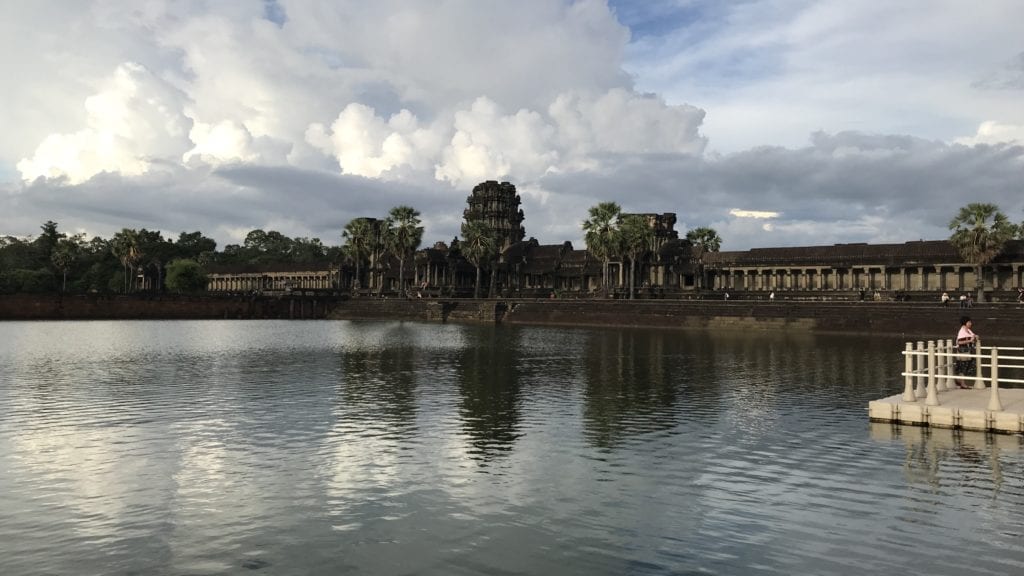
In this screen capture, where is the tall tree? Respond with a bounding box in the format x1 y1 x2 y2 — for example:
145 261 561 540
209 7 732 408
51 236 81 293
110 228 142 293
949 203 1016 302
685 227 722 253
342 218 376 290
175 231 217 260
685 227 723 290
582 202 622 296
619 215 654 300
385 206 424 296
460 219 497 299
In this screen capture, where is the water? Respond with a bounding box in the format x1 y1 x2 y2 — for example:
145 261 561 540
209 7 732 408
0 320 1021 576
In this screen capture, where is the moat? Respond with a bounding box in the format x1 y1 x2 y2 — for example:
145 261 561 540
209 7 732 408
1 320 1021 575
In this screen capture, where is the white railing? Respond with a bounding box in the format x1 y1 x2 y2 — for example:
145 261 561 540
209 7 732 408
901 341 1024 411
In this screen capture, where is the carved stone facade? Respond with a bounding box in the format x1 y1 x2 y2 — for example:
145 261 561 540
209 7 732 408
464 180 525 252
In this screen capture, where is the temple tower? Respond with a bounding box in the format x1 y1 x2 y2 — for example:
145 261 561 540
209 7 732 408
464 180 526 251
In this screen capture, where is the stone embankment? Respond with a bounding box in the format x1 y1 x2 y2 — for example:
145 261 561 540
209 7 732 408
329 298 1024 340
3 294 1023 340
0 293 337 320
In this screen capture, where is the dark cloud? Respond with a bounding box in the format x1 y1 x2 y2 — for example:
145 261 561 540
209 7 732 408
537 133 1024 249
4 132 1022 253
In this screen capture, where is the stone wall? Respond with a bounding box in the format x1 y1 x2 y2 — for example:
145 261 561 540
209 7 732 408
5 294 1021 342
330 298 1024 341
0 294 339 320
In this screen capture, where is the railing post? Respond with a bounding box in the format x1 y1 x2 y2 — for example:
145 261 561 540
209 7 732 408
915 341 927 398
943 338 954 391
902 342 916 401
988 348 1003 411
973 339 985 390
926 340 939 406
935 340 946 391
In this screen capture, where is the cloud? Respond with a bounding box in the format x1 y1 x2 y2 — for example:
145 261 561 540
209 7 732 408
729 209 779 219
16 63 191 184
3 0 1023 258
955 121 1024 146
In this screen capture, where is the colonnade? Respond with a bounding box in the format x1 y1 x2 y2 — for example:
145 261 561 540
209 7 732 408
207 271 336 292
711 264 1024 292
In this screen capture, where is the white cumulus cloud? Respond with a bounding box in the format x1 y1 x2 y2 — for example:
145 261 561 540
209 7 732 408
17 63 191 184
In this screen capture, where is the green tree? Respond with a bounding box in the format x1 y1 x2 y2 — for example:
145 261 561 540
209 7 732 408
460 219 498 299
175 231 217 260
51 236 82 293
619 215 653 300
342 217 380 291
290 237 327 263
36 220 62 263
685 226 723 289
685 227 722 253
385 206 424 296
111 228 142 293
582 202 622 296
949 203 1017 302
165 259 208 293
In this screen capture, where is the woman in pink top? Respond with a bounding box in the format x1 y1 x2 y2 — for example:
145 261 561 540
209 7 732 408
954 316 978 388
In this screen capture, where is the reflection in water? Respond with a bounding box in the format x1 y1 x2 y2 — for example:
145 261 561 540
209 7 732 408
457 327 523 461
582 329 683 449
870 422 1023 495
1 321 1023 576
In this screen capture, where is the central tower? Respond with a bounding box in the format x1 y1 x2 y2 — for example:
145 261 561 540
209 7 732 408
463 180 526 251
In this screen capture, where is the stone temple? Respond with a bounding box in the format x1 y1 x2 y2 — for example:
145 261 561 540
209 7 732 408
207 181 1024 301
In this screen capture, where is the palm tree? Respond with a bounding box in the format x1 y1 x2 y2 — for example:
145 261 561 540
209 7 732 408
111 228 142 293
51 237 80 293
460 219 498 298
686 227 723 289
685 227 722 253
385 206 424 297
619 215 653 299
342 218 376 290
582 202 622 296
949 203 1017 302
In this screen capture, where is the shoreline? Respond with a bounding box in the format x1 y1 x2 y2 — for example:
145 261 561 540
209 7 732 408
4 293 1019 342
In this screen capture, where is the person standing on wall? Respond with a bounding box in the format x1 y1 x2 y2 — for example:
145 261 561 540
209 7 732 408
954 316 979 389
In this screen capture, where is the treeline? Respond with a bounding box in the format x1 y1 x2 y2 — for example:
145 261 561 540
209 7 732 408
0 221 340 295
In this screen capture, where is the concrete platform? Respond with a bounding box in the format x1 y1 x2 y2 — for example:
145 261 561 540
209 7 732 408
869 388 1024 433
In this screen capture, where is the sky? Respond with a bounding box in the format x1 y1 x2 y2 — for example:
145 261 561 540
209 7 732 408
1 0 1022 251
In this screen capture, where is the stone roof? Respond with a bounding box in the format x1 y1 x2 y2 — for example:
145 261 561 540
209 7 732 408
702 240 1024 267
521 243 568 274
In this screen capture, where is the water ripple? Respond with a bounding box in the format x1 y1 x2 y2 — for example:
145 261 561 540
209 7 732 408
0 321 1021 575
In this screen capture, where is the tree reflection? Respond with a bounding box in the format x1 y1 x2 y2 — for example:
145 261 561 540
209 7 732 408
582 329 684 449
338 338 418 439
456 327 523 462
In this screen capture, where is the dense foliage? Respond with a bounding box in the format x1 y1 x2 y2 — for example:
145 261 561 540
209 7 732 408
0 220 339 294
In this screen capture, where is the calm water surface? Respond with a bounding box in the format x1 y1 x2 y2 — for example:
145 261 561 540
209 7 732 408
0 320 1021 575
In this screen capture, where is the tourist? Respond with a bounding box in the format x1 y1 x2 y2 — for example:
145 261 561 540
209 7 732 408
1018 287 1024 304
954 316 979 389
769 291 775 302
724 291 730 300
941 291 950 306
959 293 967 308
966 293 974 308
